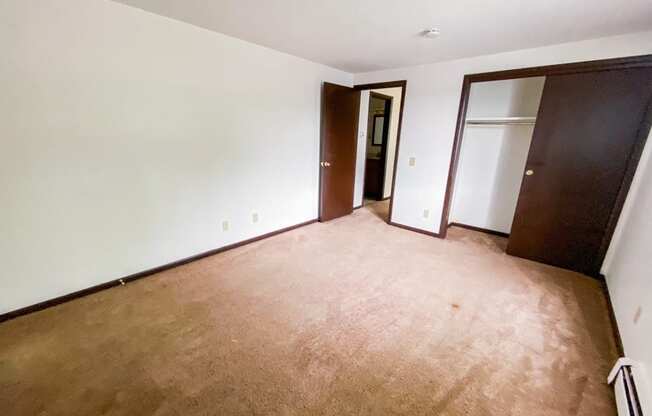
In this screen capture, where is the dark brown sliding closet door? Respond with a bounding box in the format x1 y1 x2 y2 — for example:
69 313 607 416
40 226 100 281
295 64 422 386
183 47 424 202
507 68 652 275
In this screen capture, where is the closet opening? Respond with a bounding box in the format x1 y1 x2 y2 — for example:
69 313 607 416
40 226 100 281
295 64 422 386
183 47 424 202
448 77 545 237
440 55 652 276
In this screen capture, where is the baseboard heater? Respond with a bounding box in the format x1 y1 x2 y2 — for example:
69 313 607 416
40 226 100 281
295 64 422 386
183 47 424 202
609 358 644 416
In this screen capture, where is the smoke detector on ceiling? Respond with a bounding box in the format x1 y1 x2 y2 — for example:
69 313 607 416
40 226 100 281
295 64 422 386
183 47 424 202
422 28 441 38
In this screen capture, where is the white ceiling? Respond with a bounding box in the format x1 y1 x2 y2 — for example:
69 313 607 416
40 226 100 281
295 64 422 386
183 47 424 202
113 0 652 73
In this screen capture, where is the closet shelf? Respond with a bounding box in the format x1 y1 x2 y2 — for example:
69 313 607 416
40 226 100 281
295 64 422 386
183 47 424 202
465 116 536 126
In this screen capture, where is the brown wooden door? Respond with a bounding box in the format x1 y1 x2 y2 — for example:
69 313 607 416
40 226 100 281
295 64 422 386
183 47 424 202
507 68 652 275
319 82 360 221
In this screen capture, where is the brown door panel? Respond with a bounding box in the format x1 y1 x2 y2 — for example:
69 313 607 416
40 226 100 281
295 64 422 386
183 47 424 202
319 83 360 221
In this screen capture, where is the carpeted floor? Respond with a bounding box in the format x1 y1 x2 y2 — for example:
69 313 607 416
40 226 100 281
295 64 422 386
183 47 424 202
0 201 619 415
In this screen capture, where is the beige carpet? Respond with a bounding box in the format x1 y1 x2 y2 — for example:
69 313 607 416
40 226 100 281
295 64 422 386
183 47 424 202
0 201 619 415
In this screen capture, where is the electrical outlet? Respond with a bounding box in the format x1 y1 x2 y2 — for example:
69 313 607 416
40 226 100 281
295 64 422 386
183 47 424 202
423 209 430 218
409 157 416 167
252 212 259 223
222 220 229 231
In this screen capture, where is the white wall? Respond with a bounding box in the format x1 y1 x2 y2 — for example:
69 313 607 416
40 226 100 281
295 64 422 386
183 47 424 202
0 0 352 314
601 131 652 415
353 91 370 207
450 78 544 233
354 30 652 232
464 78 545 120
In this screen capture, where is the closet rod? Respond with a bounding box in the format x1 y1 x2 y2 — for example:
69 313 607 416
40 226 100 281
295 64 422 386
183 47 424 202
465 117 536 126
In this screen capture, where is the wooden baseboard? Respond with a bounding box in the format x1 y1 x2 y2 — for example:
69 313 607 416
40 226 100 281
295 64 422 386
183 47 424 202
599 275 625 356
448 222 509 238
388 221 442 238
0 218 318 323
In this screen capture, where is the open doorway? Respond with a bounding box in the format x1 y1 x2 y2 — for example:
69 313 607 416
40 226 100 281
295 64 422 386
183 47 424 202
364 93 392 201
353 82 405 222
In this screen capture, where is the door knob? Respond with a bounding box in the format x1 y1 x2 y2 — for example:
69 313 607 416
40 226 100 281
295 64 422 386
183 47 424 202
324 161 331 167
525 169 534 176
